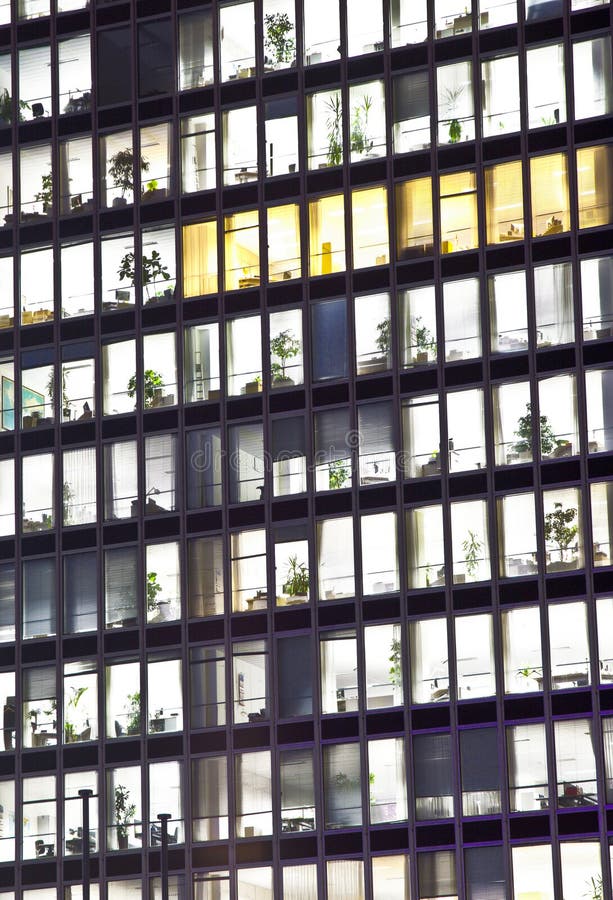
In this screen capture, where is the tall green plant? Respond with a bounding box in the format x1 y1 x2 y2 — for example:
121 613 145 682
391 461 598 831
462 530 482 578
350 95 373 155
325 94 342 166
127 369 163 408
108 149 149 198
544 502 578 562
375 318 391 356
114 784 136 846
118 250 171 301
264 12 295 64
513 402 561 456
270 329 300 381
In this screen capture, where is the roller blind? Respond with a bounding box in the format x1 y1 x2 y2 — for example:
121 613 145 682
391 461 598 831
271 417 305 460
314 408 351 461
0 564 14 636
461 728 500 791
312 299 347 381
393 71 429 120
104 546 138 626
358 402 394 455
23 558 56 640
23 666 56 702
64 552 97 634
413 733 452 797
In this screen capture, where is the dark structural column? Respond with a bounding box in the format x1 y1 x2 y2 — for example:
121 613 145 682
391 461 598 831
157 812 172 900
78 788 93 900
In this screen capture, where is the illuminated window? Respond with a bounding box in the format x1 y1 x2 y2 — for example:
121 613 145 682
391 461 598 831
267 204 301 281
484 160 524 244
308 194 346 276
395 177 433 258
530 152 570 237
439 170 478 253
182 221 217 298
576 145 613 229
224 210 260 291
352 186 389 268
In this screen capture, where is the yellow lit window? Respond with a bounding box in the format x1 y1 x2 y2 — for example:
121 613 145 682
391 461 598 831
576 145 613 230
530 152 570 237
224 210 260 291
439 170 478 253
267 204 301 281
308 193 346 276
484 160 524 245
182 221 218 298
351 185 389 268
395 176 433 259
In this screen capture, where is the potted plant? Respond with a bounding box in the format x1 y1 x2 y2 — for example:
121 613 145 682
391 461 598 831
462 529 483 581
282 555 309 601
46 368 71 420
117 250 172 303
146 571 163 613
114 784 136 850
328 457 349 489
35 171 53 215
125 692 141 735
325 94 342 167
108 148 150 207
442 84 465 144
64 685 87 743
264 12 295 67
127 369 164 409
584 876 603 900
270 329 300 386
412 316 436 363
544 502 578 569
512 403 563 459
245 374 262 395
350 95 373 156
0 88 29 124
375 317 391 364
388 638 402 688
142 178 166 203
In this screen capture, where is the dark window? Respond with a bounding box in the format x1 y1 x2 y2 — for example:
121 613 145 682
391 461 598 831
97 28 132 107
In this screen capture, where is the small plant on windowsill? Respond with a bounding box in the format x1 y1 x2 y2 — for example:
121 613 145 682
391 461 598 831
114 784 136 850
412 316 436 362
127 369 164 409
264 12 295 66
270 329 300 386
442 84 465 143
328 458 349 490
282 555 309 599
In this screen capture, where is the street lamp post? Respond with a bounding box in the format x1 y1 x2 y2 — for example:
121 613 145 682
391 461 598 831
157 812 171 900
78 789 93 900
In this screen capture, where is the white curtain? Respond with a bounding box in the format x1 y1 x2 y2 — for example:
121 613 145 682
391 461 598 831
327 860 365 900
283 865 318 900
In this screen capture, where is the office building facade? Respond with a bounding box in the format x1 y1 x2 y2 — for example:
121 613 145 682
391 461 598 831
0 0 612 896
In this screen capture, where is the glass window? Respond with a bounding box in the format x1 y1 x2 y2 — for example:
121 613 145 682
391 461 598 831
0 565 15 644
368 737 407 825
554 718 597 806
60 243 94 319
223 106 257 185
22 454 54 532
265 97 298 176
144 435 176 515
0 461 13 536
512 845 554 900
22 776 56 859
307 89 342 169
538 374 578 458
280 749 315 832
224 210 260 290
226 316 262 396
104 440 137 520
188 537 224 618
219 2 255 82
263 1 296 71
59 136 92 215
361 512 399 595
576 145 613 229
309 194 346 275
481 54 520 135
192 756 228 841
183 221 218 297
372 856 410 900
365 623 403 709
502 607 543 694
269 308 303 387
543 487 583 572
534 260 574 347
105 661 140 738
179 11 214 90
410 617 449 703
97 27 132 107
186 430 223 509
235 750 272 837
403 394 440 478
407 505 445 589
395 177 434 258
585 368 613 453
485 160 524 244
63 660 97 745
0 781 14 861
100 131 138 208
231 530 267 612
455 613 495 699
437 60 474 144
145 542 181 624
138 20 173 98
507 723 549 812
393 71 430 153
352 186 389 268
19 46 51 119
497 492 538 578
400 285 437 366
527 44 566 127
321 630 358 714
274 529 309 605
58 34 91 115
140 124 173 200
64 771 98 858
62 447 96 526
147 655 182 734
440 170 478 253
23 666 56 748
573 36 613 120
0 259 13 327
20 247 54 324
304 0 339 64
581 256 613 339
190 646 226 728
314 407 352 491
277 635 313 718
106 767 142 850
414 734 453 819
493 380 532 465
0 152 12 227
530 152 570 236
390 0 428 44
598 598 613 682
549 602 590 689
104 547 138 629
461 728 501 816
317 517 355 600
232 640 268 724
358 401 395 484
181 115 216 193
592 482 613 566
20 145 52 219
64 552 97 635
101 234 135 309
102 340 136 416
323 743 362 828
561 843 602 900
446 387 485 470
312 298 348 381
349 81 386 161
489 270 528 354
451 499 490 583
267 205 301 282
184 324 221 403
